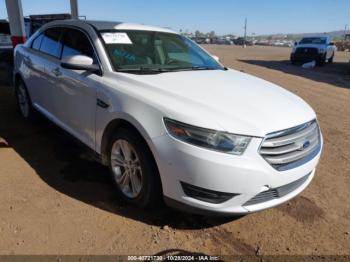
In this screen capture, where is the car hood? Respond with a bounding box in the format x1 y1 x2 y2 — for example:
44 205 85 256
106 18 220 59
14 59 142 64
110 69 316 137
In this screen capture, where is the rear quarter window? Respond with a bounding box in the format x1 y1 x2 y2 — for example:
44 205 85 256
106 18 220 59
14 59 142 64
32 33 44 50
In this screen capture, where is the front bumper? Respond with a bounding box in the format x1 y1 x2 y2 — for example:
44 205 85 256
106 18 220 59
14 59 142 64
291 52 325 63
152 134 322 215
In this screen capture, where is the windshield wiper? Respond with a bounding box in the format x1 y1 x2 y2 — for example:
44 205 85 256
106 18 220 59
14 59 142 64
168 66 220 72
117 67 170 74
117 66 223 74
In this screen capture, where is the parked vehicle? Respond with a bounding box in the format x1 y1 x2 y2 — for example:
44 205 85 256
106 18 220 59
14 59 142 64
211 38 233 45
194 37 207 44
0 18 32 55
13 20 323 215
27 13 71 36
234 37 253 46
1 14 71 48
0 20 12 50
0 14 70 70
291 36 336 65
0 20 14 83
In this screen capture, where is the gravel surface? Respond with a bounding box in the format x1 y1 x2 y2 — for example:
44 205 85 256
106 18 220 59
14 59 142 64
0 45 349 255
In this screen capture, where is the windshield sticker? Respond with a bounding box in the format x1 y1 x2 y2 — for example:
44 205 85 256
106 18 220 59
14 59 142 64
102 32 133 44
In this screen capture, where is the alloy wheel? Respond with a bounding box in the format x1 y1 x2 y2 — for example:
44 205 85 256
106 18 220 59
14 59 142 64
111 139 143 198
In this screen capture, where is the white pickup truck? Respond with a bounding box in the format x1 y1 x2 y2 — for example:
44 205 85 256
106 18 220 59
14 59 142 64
290 36 336 66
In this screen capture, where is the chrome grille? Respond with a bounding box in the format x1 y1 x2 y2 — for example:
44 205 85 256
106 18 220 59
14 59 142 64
295 47 318 55
259 120 321 171
243 173 310 206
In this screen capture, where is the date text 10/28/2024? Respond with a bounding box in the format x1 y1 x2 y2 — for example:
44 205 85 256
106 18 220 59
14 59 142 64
127 255 221 261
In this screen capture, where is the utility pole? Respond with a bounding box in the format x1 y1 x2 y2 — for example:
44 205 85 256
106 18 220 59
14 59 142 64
243 18 247 48
5 0 26 47
344 24 348 41
70 0 79 19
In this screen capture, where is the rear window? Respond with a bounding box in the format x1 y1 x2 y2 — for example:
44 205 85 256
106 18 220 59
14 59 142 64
0 22 10 35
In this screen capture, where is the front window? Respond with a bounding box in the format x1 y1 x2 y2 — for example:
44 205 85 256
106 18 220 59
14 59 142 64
100 30 223 73
39 28 63 58
299 37 327 45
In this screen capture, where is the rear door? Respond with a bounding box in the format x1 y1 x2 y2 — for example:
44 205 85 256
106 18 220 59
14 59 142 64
22 32 45 107
32 27 64 116
51 27 101 149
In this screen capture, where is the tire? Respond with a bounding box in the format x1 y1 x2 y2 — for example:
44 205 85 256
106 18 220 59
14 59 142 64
328 53 334 64
6 65 13 85
15 79 36 120
290 55 296 65
317 57 326 66
107 127 162 208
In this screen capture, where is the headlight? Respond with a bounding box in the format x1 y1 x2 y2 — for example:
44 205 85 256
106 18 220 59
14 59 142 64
318 48 326 53
164 118 252 155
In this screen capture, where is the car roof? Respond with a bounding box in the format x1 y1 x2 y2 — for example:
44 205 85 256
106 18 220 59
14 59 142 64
43 19 178 34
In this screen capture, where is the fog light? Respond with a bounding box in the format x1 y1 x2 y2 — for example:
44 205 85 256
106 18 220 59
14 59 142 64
181 182 239 204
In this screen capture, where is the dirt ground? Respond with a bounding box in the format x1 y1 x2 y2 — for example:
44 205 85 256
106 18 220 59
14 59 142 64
0 45 349 256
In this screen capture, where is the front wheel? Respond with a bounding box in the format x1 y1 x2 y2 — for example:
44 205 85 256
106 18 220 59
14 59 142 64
328 53 334 63
317 56 326 66
290 55 296 65
108 128 162 208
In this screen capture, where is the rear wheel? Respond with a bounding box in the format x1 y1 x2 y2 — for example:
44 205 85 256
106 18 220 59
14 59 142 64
108 128 162 208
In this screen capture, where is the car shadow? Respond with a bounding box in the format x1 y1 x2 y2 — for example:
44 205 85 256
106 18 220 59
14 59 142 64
0 83 241 230
238 59 350 90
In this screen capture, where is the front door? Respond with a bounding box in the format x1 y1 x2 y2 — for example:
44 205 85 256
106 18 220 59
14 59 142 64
51 27 101 150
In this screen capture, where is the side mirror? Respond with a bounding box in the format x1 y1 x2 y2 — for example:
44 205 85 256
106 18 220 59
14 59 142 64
329 42 335 46
212 55 220 62
294 42 298 46
61 55 100 73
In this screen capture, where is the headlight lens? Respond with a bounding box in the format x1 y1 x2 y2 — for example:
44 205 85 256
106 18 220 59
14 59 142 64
164 118 252 155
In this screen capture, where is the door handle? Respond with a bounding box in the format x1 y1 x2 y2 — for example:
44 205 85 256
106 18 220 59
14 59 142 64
51 67 62 77
23 56 32 66
97 98 109 109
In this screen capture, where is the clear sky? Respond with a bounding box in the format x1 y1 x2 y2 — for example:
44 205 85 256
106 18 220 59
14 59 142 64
0 0 349 35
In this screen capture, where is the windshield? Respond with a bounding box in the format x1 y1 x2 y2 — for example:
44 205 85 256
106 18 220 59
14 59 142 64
299 37 327 45
100 30 223 73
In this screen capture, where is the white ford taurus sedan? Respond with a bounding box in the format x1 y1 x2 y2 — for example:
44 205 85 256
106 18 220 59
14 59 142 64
13 20 323 215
